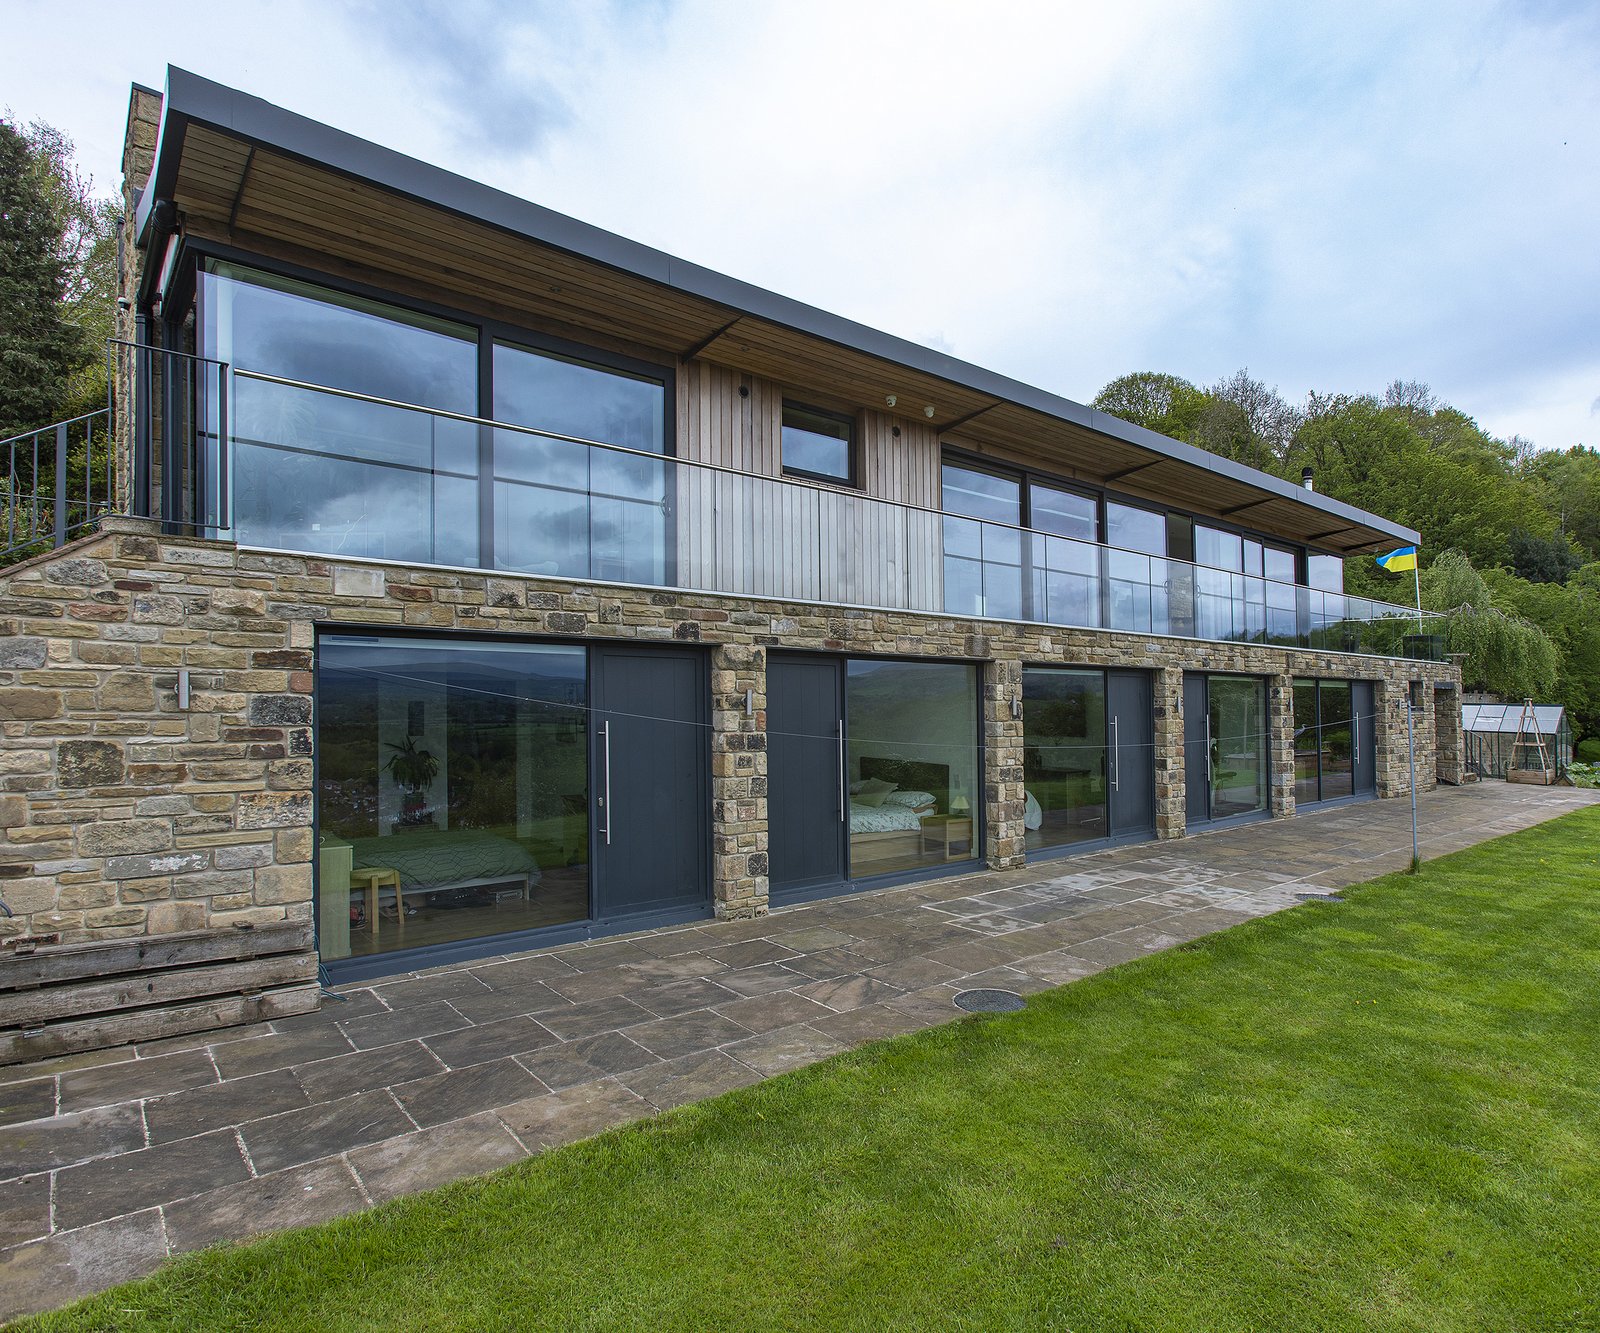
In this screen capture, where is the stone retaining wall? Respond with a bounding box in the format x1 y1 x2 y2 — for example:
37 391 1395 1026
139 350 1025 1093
0 520 1460 949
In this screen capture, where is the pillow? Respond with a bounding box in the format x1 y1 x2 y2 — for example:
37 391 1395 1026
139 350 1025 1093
853 778 898 808
848 780 867 795
883 790 937 810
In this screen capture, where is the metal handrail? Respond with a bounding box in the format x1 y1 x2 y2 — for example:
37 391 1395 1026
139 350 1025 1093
228 368 1436 627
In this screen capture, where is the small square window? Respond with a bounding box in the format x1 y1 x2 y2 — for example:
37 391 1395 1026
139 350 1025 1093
782 402 855 484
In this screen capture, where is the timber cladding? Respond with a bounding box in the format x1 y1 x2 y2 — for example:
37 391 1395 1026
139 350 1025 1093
0 518 1461 960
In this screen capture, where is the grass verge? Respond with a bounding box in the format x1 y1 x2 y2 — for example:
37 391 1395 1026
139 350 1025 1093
25 807 1600 1331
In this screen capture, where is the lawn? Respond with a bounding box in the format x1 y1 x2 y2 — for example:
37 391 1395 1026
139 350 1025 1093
27 807 1600 1331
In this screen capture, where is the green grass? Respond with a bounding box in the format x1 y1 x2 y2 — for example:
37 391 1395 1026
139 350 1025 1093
29 808 1600 1331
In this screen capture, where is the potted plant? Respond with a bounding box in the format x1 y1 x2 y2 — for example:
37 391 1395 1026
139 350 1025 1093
383 734 440 828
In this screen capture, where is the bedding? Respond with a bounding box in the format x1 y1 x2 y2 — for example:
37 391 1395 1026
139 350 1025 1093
348 829 543 892
883 790 937 811
848 801 926 834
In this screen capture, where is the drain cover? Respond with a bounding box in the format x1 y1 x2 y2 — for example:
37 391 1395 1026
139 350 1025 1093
1295 892 1343 903
953 988 1025 1013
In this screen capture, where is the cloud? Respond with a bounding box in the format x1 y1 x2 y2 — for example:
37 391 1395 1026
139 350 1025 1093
351 0 582 158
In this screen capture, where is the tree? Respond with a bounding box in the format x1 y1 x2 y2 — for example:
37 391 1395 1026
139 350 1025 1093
0 117 81 440
1420 551 1559 700
1188 369 1300 473
0 116 119 442
20 119 119 417
1091 371 1207 439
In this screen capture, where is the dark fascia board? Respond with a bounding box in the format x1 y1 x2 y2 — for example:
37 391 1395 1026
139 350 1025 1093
139 66 1419 550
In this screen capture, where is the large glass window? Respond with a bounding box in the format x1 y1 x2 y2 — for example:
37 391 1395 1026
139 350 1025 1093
942 463 1022 619
845 659 980 879
1293 681 1320 806
492 342 669 585
781 402 854 483
203 264 479 565
1206 675 1269 819
1022 668 1107 851
1106 501 1169 633
1029 482 1096 542
315 635 589 963
1307 553 1345 593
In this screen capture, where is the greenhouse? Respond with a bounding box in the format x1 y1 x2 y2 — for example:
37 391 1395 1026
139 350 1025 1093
1461 702 1572 780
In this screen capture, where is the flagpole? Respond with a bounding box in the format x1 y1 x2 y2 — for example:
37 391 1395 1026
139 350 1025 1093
1413 559 1423 634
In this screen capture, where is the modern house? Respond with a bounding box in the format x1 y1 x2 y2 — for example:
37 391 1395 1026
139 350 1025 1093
0 70 1461 1052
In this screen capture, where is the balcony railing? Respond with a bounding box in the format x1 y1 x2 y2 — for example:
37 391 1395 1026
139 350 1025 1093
200 371 1438 658
0 340 228 566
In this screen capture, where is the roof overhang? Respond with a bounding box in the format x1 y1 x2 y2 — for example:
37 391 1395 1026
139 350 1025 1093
135 66 1419 554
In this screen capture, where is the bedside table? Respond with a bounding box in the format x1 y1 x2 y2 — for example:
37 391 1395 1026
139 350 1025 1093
919 814 974 860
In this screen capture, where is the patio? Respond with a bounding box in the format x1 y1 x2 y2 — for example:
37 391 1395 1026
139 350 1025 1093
3 781 1596 1322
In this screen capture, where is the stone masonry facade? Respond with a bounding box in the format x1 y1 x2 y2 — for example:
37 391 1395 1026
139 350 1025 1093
0 518 1461 952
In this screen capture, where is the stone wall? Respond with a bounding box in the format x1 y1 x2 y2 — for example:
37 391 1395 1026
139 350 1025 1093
0 519 1461 950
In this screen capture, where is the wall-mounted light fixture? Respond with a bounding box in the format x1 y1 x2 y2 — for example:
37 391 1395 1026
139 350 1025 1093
924 405 936 418
176 669 191 710
885 394 897 408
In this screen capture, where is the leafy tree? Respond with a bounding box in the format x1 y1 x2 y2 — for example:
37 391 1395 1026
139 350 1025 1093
0 117 80 440
1506 527 1581 584
1420 551 1559 701
1190 368 1300 473
1091 372 1207 439
20 119 119 418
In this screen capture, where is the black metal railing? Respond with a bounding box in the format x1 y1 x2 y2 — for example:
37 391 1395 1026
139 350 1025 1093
1 409 114 561
0 340 227 565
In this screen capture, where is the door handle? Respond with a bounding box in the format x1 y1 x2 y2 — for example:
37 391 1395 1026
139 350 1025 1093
837 718 846 823
1111 716 1120 792
599 720 612 846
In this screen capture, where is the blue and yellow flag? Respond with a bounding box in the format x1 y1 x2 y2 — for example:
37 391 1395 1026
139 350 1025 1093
1376 545 1418 573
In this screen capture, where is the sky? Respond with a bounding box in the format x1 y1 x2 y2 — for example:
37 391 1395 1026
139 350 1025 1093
5 0 1598 452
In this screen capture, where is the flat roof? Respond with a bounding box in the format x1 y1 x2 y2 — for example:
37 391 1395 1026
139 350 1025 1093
136 66 1419 551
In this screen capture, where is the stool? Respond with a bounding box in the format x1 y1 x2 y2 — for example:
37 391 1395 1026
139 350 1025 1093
349 867 403 943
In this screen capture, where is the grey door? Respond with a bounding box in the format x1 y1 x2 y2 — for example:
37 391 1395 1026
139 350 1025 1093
591 647 710 921
1182 672 1209 825
1352 681 1377 796
768 655 846 901
1107 670 1154 837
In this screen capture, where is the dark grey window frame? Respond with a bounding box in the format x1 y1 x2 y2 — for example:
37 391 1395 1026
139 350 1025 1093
780 400 858 487
940 443 1331 588
183 241 677 576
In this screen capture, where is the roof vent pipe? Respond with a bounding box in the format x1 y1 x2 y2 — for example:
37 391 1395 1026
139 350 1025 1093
1301 467 1315 492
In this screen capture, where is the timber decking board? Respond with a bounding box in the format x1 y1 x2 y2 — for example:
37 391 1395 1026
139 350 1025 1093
0 920 312 989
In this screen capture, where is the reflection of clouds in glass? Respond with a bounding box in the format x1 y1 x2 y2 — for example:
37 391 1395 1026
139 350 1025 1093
236 445 477 565
215 273 476 415
494 344 664 453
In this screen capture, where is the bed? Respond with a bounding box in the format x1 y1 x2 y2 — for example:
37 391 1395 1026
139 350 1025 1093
348 828 543 904
847 758 957 873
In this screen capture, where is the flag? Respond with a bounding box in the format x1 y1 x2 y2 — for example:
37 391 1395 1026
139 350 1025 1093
1376 545 1418 573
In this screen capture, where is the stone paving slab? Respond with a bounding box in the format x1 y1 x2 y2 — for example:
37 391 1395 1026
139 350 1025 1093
1 782 1596 1323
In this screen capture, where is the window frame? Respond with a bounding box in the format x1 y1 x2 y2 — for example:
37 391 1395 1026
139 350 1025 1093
780 400 858 487
185 242 677 575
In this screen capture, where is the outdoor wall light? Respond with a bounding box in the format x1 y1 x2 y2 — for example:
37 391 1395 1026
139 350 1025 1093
885 394 897 408
924 405 936 418
176 669 190 710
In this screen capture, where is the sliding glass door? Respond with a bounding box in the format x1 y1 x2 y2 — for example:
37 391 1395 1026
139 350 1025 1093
767 654 982 901
1022 667 1153 855
1293 679 1376 806
1184 673 1270 825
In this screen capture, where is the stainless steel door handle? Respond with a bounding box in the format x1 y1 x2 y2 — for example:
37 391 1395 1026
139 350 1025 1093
600 720 612 845
1111 716 1120 792
837 719 846 822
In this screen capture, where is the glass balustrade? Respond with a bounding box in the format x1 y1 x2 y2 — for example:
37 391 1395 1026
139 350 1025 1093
221 371 1436 658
